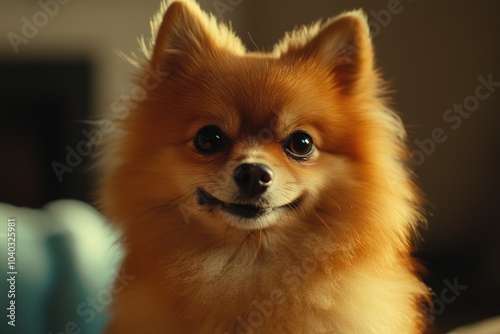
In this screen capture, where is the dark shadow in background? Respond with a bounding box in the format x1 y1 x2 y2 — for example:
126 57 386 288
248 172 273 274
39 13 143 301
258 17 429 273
0 59 93 207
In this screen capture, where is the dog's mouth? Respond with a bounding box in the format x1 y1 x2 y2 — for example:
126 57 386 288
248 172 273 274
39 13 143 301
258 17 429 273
197 189 301 220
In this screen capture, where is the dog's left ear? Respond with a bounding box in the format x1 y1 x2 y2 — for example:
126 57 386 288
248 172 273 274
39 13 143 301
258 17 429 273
280 11 375 94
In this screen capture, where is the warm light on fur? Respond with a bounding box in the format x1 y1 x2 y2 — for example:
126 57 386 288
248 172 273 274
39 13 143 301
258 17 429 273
98 0 430 332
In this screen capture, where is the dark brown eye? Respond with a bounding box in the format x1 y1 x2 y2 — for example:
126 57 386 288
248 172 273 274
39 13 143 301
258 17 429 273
194 125 227 154
284 131 314 159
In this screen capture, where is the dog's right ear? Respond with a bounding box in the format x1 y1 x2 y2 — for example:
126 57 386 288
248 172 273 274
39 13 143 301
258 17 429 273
149 0 245 71
150 1 212 67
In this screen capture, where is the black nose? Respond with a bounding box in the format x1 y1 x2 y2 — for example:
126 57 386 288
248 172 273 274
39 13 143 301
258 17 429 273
233 163 273 197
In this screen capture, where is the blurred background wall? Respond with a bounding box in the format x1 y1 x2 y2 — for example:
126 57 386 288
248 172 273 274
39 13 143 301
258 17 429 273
0 0 499 332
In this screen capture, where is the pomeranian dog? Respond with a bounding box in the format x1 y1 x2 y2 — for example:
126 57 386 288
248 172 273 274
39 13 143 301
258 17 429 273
98 0 430 332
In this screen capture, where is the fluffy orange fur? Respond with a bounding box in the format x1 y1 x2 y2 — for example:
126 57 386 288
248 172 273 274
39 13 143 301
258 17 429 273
98 0 430 332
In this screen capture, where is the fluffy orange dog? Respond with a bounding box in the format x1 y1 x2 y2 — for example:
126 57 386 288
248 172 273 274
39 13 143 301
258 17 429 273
99 0 430 332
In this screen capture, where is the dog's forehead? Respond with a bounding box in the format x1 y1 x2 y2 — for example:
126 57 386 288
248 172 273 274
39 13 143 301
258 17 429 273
177 54 329 140
206 56 317 135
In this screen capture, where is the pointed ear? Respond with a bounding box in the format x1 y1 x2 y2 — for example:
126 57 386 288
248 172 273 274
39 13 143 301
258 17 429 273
150 1 212 67
148 0 245 71
280 11 375 94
